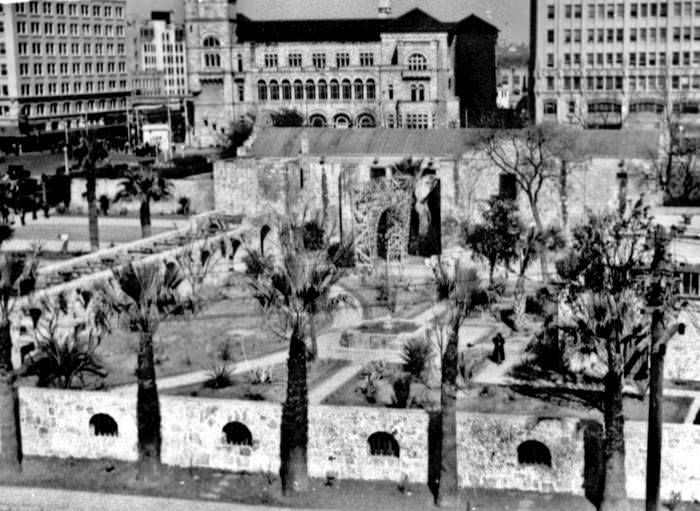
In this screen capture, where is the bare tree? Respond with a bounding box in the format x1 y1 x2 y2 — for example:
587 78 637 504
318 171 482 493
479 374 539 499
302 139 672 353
481 125 563 282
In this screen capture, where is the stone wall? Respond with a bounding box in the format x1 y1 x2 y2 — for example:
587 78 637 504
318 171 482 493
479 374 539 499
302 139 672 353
665 310 700 382
17 387 700 501
215 154 659 240
457 413 585 495
69 175 214 216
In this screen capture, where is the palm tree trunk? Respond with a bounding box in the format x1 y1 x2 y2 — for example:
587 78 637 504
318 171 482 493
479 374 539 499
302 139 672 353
600 343 629 511
513 275 526 329
140 199 151 238
86 165 99 251
136 330 162 482
280 320 309 494
0 320 21 475
437 318 461 507
308 314 318 361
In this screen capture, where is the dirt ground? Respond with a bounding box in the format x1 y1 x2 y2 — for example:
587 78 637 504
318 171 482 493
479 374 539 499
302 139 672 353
6 458 699 511
162 359 350 402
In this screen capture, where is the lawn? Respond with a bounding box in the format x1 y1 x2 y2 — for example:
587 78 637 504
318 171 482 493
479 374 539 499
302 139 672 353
7 457 699 511
18 288 291 390
325 366 692 423
162 359 351 402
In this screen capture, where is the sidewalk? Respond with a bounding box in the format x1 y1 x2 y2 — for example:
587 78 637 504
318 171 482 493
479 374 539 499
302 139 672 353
0 486 318 511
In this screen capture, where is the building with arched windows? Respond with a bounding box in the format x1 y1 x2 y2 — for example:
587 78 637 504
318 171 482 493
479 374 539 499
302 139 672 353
185 0 498 147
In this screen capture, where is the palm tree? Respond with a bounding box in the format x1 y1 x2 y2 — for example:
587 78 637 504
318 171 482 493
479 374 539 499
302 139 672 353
245 228 345 494
0 252 37 475
429 257 488 507
114 168 173 238
73 138 109 251
101 261 183 481
556 199 660 511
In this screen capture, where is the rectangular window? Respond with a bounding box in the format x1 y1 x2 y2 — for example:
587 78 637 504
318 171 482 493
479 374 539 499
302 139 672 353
547 4 555 18
564 29 572 43
264 54 278 68
287 53 302 67
547 30 555 43
360 52 374 66
565 4 572 18
574 4 582 17
336 52 350 67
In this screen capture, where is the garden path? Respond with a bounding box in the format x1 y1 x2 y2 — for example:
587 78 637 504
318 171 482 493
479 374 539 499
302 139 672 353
109 348 288 395
470 334 531 386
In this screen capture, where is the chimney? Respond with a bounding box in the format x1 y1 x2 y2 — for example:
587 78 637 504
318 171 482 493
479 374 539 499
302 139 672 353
378 0 392 18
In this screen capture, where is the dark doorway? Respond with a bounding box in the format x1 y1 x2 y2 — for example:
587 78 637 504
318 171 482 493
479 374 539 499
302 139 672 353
376 209 393 260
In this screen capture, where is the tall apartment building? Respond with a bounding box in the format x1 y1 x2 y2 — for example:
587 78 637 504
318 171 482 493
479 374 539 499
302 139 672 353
531 0 700 129
185 0 498 148
132 11 187 99
0 0 130 144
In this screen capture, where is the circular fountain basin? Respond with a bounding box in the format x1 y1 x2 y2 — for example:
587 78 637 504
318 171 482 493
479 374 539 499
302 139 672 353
339 319 422 350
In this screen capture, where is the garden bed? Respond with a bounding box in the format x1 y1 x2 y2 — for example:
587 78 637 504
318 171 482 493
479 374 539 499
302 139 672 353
325 365 692 423
162 359 351 402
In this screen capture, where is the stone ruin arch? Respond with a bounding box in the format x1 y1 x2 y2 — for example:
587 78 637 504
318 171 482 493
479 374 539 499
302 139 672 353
352 175 413 268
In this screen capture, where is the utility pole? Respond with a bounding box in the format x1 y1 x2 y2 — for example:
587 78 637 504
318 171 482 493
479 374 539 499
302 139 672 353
645 225 685 511
63 121 69 173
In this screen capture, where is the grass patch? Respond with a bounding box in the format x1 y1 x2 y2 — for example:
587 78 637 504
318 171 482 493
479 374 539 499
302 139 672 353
163 359 351 402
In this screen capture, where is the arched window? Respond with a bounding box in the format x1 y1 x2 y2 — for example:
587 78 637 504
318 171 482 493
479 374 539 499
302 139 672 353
354 79 364 100
293 79 304 100
269 80 279 100
333 113 351 128
222 422 253 446
318 80 328 100
368 431 399 457
418 84 425 101
305 80 316 100
89 414 118 437
341 79 352 100
357 113 376 128
260 224 271 255
257 80 267 101
544 101 558 115
517 440 552 467
203 36 220 48
281 80 292 100
309 114 327 127
330 80 340 100
387 113 395 128
407 53 428 71
410 84 417 102
366 79 376 100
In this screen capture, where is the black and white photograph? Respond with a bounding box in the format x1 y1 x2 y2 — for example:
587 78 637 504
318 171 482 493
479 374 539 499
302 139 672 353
0 0 699 510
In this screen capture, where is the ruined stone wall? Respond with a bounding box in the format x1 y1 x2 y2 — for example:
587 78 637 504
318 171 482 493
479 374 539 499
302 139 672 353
17 387 700 501
665 310 700 382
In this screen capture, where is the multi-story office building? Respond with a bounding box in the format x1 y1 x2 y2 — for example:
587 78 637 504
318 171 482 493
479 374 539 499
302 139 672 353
531 0 700 129
132 11 187 99
0 0 130 144
185 0 498 147
497 46 529 109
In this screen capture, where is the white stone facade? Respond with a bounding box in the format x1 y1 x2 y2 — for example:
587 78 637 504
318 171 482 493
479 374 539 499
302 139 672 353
532 0 700 129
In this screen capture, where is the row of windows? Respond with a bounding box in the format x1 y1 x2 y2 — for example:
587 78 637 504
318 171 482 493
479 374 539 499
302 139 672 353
550 50 700 67
18 62 127 76
14 2 124 18
543 99 700 115
549 25 700 44
15 22 125 37
547 73 700 90
20 97 128 117
257 78 377 101
18 79 129 96
550 1 700 20
18 42 126 57
142 44 185 55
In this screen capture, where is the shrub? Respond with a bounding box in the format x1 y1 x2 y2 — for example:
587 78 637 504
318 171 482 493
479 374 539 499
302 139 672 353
302 219 325 250
392 373 412 408
327 239 355 268
248 365 272 384
204 364 234 389
400 337 434 383
217 339 234 362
